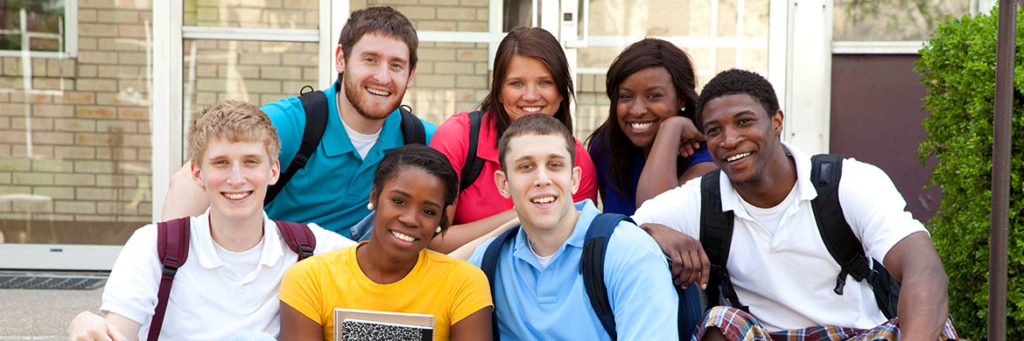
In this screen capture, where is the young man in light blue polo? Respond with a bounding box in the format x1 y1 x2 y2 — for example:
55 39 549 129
468 114 679 340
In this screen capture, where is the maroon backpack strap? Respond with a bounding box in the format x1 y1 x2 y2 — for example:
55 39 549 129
275 220 316 261
150 217 190 341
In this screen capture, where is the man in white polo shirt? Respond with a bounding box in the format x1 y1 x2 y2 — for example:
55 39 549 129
634 69 957 340
66 100 353 341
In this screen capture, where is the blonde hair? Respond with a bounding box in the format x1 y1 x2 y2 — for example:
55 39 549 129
187 99 280 165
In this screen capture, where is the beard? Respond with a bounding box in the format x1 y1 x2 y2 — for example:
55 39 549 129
342 73 404 121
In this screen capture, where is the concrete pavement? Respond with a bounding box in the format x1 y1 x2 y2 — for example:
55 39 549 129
0 288 102 340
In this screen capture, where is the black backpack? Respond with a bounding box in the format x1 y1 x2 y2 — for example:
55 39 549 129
479 213 702 340
699 154 901 318
265 84 427 204
458 110 486 192
148 217 316 341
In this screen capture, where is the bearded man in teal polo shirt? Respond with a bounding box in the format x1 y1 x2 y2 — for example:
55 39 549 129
163 6 435 236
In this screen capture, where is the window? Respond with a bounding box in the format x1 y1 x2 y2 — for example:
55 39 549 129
0 0 77 57
833 0 971 42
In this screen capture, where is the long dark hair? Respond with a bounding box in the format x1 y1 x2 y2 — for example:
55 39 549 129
586 38 698 195
480 26 575 148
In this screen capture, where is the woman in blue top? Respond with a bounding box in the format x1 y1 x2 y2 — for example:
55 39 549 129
587 38 716 215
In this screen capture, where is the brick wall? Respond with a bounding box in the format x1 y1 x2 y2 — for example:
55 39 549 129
184 0 320 127
184 39 319 117
0 0 324 244
0 0 154 244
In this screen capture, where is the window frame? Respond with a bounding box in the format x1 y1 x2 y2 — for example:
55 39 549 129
0 0 78 58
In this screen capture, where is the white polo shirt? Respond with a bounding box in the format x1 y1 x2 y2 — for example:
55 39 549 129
100 210 355 341
633 141 926 331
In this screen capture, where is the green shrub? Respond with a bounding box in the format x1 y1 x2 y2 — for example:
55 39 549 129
915 5 1024 339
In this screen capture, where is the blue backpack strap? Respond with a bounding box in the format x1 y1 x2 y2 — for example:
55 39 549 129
580 213 630 340
266 85 329 205
480 227 520 341
274 220 316 261
150 217 191 341
398 104 426 145
459 110 486 192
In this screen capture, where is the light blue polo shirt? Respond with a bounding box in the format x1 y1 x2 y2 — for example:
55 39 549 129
469 200 679 340
261 81 436 236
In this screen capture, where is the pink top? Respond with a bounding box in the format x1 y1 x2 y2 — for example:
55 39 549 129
430 111 599 224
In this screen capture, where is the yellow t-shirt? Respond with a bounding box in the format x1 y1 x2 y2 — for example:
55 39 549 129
280 243 493 341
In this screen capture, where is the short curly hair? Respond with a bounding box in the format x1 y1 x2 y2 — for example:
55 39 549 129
695 69 779 132
371 144 458 232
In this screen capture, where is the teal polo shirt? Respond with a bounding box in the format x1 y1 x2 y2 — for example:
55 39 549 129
261 81 436 236
469 200 679 340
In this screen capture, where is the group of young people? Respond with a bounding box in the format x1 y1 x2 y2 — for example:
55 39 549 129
66 5 959 341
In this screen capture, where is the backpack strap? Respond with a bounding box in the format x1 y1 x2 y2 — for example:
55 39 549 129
809 154 899 318
266 85 329 205
810 154 867 293
480 227 520 341
274 220 316 261
699 170 748 312
580 213 631 340
398 104 426 145
459 111 486 192
150 217 191 341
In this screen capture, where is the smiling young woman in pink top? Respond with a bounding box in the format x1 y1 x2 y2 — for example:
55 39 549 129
428 27 598 254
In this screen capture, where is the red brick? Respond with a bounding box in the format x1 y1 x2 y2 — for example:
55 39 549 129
76 106 116 119
35 104 75 117
27 93 52 103
59 92 96 104
76 133 115 146
98 120 137 133
119 107 148 120
56 119 96 132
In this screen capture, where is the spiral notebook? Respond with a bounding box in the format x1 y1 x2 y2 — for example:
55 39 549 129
334 308 434 341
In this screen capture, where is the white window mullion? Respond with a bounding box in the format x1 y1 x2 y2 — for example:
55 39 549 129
181 27 318 42
65 0 78 57
324 1 350 89
782 0 831 154
151 0 184 222
488 0 503 70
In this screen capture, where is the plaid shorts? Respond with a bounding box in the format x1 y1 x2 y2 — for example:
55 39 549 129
691 306 959 341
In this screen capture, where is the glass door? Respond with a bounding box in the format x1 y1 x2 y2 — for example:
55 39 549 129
179 0 323 142
0 0 150 270
562 0 773 138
